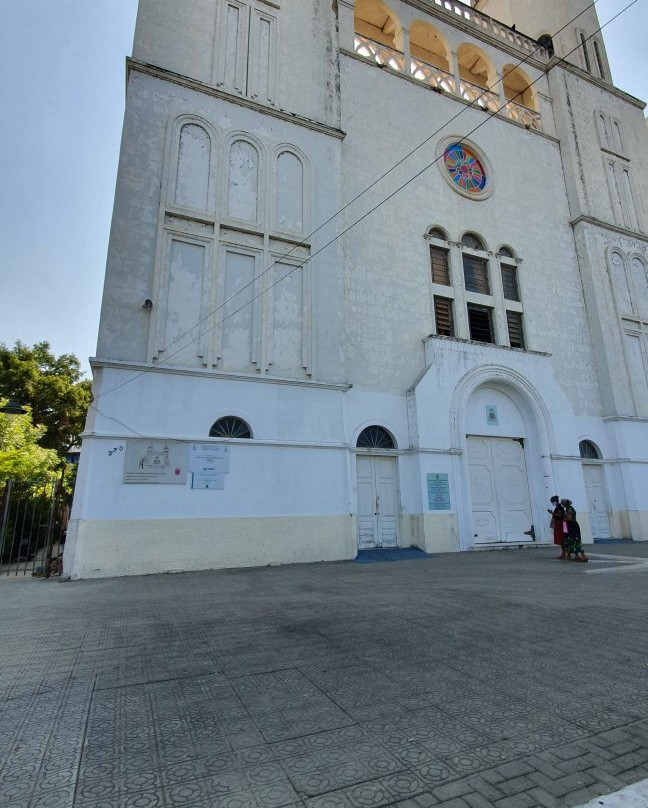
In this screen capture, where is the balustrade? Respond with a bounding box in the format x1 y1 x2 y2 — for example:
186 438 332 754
353 34 543 130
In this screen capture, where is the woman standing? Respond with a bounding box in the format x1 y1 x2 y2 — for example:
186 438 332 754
561 498 588 562
548 495 567 559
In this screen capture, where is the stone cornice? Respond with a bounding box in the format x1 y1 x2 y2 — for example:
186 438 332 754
571 215 648 244
547 56 646 110
90 357 352 391
126 59 347 140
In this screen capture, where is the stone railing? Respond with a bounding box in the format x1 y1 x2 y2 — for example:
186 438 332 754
410 57 455 94
353 35 405 72
353 34 543 130
458 78 500 113
429 0 548 60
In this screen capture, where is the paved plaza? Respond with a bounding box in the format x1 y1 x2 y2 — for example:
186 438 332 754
1 544 647 808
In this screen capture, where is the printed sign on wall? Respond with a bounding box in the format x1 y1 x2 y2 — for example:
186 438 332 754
189 444 231 490
485 404 499 426
427 473 451 510
123 440 188 484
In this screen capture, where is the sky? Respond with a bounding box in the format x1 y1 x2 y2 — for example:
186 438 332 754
0 0 646 377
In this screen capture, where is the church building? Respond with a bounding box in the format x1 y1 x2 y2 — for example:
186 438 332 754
64 0 648 578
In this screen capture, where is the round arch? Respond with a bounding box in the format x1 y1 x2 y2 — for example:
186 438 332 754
354 0 403 51
449 366 555 550
410 20 451 72
502 64 537 110
457 42 495 90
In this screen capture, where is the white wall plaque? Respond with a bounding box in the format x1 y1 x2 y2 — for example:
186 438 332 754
123 440 188 484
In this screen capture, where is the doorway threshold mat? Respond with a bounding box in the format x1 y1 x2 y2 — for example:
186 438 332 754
354 547 432 563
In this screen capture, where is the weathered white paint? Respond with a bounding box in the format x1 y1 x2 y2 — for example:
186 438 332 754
67 0 648 578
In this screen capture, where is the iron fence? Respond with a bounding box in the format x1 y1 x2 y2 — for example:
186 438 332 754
0 479 68 577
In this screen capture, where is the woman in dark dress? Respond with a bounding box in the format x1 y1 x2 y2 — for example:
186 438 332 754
561 499 588 562
548 495 567 559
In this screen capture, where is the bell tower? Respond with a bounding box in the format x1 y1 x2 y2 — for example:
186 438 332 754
474 0 612 82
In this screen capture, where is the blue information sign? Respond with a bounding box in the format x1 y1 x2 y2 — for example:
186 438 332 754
427 473 451 510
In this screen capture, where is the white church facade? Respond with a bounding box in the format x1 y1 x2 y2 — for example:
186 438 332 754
64 0 648 578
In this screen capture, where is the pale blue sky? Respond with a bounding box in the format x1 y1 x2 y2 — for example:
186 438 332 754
0 0 645 375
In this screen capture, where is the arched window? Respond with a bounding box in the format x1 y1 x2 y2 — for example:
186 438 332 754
428 227 447 241
499 246 514 258
356 425 396 449
461 233 485 251
579 440 601 459
502 65 536 110
579 31 592 73
538 34 554 58
209 417 252 439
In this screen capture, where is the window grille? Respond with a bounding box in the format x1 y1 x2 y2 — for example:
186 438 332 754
434 297 454 336
461 233 484 250
209 416 252 439
463 254 490 295
506 311 524 348
501 263 519 301
467 304 494 343
430 246 450 285
579 440 600 459
356 426 395 449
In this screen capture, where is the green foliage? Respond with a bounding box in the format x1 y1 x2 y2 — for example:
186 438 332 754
0 405 59 485
0 341 91 458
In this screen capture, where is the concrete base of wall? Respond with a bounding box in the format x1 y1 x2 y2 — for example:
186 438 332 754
64 515 357 579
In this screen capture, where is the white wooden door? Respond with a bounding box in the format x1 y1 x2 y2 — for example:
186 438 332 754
583 464 611 538
467 436 533 545
356 456 399 549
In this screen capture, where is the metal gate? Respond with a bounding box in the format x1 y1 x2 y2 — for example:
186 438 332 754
0 480 68 577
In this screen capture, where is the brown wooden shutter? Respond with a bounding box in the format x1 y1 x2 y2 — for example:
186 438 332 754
430 246 450 285
434 297 454 336
506 311 525 348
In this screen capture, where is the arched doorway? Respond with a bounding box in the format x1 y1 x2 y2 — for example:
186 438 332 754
580 440 611 539
355 426 399 549
461 381 544 548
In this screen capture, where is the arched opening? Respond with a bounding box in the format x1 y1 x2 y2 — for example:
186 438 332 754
209 416 252 439
461 232 486 251
538 34 554 58
579 440 611 538
356 425 396 449
355 425 399 549
502 65 536 110
457 43 494 91
410 21 451 73
354 0 402 51
579 440 601 459
427 226 448 241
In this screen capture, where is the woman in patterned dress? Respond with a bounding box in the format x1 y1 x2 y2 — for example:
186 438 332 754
561 499 588 562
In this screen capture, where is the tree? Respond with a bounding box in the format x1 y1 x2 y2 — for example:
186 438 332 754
0 342 92 458
0 406 59 485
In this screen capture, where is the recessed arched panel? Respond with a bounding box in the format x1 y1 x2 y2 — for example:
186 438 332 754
227 139 260 222
209 416 252 439
631 257 648 320
276 150 304 233
356 425 396 449
609 251 632 314
175 124 212 211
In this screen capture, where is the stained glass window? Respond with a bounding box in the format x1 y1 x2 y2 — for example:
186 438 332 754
444 144 487 194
